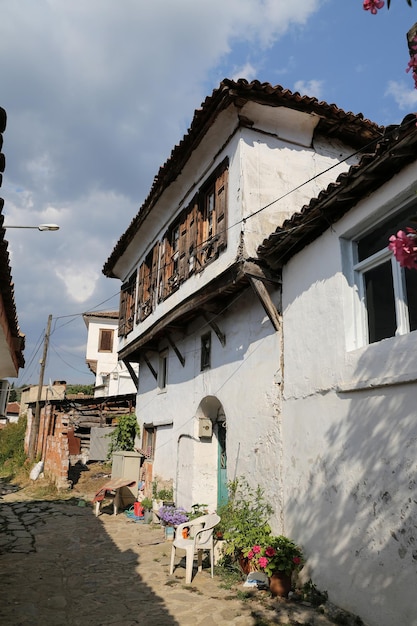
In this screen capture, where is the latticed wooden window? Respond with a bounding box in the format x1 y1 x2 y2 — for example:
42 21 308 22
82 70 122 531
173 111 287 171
118 270 137 336
196 158 228 269
137 243 160 321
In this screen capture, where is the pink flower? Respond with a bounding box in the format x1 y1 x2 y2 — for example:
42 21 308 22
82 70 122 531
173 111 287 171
265 547 276 557
247 550 254 560
293 556 302 565
388 229 417 270
363 0 384 13
258 556 269 568
252 545 261 554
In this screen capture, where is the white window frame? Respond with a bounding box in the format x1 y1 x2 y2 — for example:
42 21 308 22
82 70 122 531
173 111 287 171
345 198 417 349
157 349 168 392
353 247 411 345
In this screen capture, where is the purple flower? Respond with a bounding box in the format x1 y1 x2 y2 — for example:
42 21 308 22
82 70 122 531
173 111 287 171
158 505 189 525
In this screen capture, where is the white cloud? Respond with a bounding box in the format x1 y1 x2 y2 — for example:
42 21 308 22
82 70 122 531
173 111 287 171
232 63 258 82
55 264 100 304
0 0 331 383
385 81 417 110
293 79 324 100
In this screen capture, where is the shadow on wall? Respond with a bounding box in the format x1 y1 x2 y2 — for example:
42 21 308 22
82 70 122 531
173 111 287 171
285 345 417 625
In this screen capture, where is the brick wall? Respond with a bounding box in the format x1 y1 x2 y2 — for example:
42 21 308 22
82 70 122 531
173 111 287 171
43 410 71 490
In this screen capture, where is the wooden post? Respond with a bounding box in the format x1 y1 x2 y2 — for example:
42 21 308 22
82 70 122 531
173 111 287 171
28 314 52 461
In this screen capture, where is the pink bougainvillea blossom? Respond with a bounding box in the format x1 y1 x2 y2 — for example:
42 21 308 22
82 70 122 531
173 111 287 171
406 36 417 88
247 550 254 559
388 228 417 269
293 556 302 565
252 545 261 554
265 547 276 557
363 0 385 14
258 556 269 568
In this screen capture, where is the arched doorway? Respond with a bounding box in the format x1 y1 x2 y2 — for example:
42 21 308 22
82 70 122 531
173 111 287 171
196 396 227 510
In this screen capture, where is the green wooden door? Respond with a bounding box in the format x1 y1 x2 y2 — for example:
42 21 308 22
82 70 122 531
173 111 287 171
217 422 228 509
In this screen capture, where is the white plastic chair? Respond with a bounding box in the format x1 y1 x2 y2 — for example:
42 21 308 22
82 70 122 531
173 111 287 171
169 513 221 584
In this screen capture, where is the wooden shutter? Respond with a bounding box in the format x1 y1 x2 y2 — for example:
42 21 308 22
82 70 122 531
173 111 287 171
118 285 127 336
99 329 114 352
187 198 199 276
215 162 228 252
150 242 159 307
178 210 188 282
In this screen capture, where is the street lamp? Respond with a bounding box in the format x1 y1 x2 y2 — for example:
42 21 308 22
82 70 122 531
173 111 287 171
3 223 60 231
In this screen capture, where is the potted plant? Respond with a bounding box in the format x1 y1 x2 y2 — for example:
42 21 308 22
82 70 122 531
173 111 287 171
140 497 153 523
158 505 189 540
243 535 304 597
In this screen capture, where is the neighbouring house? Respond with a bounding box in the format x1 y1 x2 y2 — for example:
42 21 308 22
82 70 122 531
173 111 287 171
257 112 417 626
25 392 136 488
83 310 139 398
0 106 25 393
6 401 19 423
102 79 382 516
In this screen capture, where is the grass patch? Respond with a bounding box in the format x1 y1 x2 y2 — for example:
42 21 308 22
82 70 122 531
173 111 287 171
0 416 27 476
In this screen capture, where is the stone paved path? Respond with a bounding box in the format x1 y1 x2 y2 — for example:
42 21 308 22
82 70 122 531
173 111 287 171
0 486 363 626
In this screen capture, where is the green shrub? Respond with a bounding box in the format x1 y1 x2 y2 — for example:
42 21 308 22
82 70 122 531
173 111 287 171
108 413 140 457
0 415 27 475
217 477 273 561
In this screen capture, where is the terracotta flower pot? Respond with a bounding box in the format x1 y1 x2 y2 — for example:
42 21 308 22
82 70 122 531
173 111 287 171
269 571 292 598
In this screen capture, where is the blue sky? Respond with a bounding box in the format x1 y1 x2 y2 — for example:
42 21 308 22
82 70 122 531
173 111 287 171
1 0 417 386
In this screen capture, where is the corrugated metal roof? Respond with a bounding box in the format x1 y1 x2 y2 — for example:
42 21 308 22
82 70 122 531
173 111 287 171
103 79 383 278
257 113 417 269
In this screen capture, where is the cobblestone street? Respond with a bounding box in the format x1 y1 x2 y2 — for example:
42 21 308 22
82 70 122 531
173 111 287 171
0 483 364 626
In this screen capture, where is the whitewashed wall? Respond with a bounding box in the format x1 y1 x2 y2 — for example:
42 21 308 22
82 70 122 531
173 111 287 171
137 291 283 518
117 102 360 356
281 163 417 626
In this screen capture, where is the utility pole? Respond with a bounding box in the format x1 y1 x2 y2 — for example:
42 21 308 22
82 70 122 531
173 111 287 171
28 314 52 461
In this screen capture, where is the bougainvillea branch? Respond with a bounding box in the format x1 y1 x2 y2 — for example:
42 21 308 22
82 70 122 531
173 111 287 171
363 1 417 88
388 228 417 269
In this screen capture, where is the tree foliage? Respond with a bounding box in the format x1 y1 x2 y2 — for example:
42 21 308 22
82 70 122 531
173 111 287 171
66 384 94 396
108 413 140 457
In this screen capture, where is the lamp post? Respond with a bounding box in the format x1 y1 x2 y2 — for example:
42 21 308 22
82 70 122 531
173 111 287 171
3 223 59 231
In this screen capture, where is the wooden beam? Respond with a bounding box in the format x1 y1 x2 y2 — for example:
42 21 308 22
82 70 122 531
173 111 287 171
123 360 139 390
242 260 282 285
143 354 157 380
248 275 281 332
166 333 185 367
203 314 226 347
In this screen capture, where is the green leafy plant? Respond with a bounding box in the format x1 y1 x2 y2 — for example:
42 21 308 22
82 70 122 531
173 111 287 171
140 497 153 511
0 416 27 474
108 413 139 457
157 487 173 501
217 477 273 562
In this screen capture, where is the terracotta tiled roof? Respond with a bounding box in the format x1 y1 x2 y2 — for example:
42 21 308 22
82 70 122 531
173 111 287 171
0 106 24 370
83 310 119 320
103 79 383 278
257 113 417 269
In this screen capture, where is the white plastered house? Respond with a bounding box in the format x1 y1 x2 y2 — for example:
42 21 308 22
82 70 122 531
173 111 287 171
83 311 138 398
258 112 417 626
102 79 382 517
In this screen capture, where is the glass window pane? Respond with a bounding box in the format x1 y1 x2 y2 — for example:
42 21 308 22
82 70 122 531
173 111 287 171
364 262 396 343
405 268 417 332
358 206 417 261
